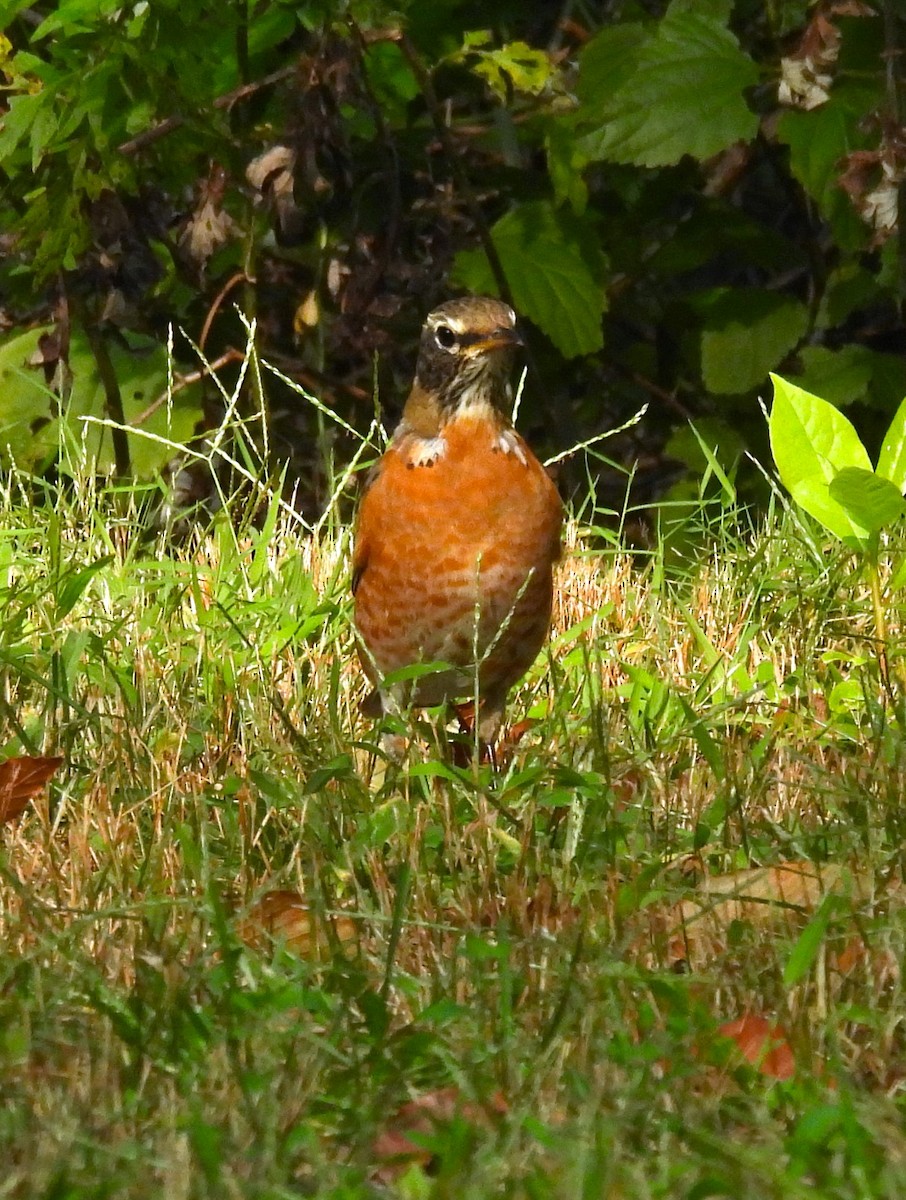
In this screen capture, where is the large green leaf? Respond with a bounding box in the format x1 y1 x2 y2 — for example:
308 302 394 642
576 22 650 108
829 467 906 533
0 326 202 474
700 291 808 395
785 345 876 408
769 374 872 546
576 0 758 167
776 90 874 252
451 202 607 359
877 397 906 491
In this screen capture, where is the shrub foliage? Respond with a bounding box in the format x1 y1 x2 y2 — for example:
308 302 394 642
0 0 904 508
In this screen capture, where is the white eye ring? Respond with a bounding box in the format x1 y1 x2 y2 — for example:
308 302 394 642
434 325 458 351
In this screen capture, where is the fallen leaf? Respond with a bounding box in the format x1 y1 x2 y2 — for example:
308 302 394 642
0 755 64 825
240 889 357 958
373 1087 508 1182
661 860 870 968
718 1013 795 1080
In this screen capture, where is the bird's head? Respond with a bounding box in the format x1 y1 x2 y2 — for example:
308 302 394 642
410 296 522 424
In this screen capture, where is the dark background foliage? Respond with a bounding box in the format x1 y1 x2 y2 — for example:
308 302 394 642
0 0 904 523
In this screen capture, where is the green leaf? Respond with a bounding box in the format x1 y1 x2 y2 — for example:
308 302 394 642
545 119 589 214
877 397 906 490
776 89 875 252
34 0 121 39
0 326 202 473
783 894 838 988
815 263 881 330
678 696 725 781
0 91 45 160
451 202 607 359
364 41 419 113
576 1 758 167
465 39 554 100
576 23 650 108
786 345 875 408
769 373 872 546
700 291 808 395
55 556 114 619
829 467 906 533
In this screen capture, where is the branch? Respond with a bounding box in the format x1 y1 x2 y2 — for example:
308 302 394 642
117 66 296 156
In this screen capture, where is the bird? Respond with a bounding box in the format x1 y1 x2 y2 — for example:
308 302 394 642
351 296 562 745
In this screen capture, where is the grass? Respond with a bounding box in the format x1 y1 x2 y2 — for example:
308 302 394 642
2 422 906 1199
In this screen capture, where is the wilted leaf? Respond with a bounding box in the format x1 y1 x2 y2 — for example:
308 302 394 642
577 1 758 167
179 198 238 265
245 145 296 196
240 889 357 959
664 860 864 968
373 1087 508 1183
452 201 606 359
838 142 905 245
769 374 872 546
777 8 847 111
454 35 554 100
0 755 64 825
718 1014 795 1080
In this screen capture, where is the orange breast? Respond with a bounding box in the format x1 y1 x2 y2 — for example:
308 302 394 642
353 415 562 707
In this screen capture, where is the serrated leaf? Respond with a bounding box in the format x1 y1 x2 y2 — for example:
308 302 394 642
451 202 606 359
576 23 650 108
701 291 808 395
829 467 906 532
877 397 906 491
576 1 758 167
769 373 872 545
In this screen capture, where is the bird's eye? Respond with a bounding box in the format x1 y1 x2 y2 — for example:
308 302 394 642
434 325 457 351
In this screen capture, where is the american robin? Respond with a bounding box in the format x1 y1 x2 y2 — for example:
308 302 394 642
352 296 562 744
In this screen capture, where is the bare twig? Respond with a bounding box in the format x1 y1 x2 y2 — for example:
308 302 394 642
117 66 296 156
131 349 246 427
200 271 250 352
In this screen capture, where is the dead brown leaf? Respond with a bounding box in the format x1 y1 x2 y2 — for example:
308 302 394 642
718 1013 796 1081
777 4 872 111
0 755 64 825
239 889 357 959
661 860 869 969
373 1087 508 1183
